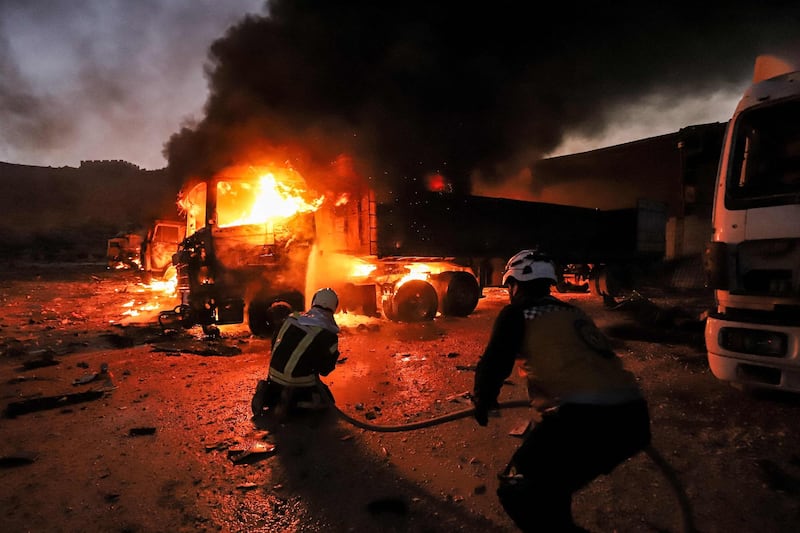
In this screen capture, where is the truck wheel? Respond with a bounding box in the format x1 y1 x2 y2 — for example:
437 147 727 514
247 299 272 337
381 295 398 321
389 280 438 322
342 283 379 316
436 271 480 316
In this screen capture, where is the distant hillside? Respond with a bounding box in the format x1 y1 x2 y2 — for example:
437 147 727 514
0 160 183 261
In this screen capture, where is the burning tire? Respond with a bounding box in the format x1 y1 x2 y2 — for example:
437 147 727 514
436 271 480 317
384 280 438 322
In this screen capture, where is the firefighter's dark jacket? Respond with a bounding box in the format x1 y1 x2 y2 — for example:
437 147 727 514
268 307 340 387
473 292 642 412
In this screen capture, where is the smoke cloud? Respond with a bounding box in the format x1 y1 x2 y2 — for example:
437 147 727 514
165 1 800 196
0 0 263 169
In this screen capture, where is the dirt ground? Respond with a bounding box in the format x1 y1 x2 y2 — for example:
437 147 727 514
1 263 799 533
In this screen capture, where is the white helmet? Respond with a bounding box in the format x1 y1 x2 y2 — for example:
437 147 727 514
311 287 339 312
501 250 557 286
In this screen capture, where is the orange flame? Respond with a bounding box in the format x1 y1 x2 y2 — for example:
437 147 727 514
119 271 179 321
397 263 432 287
217 169 324 228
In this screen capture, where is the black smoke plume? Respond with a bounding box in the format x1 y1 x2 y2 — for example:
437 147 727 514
164 0 800 197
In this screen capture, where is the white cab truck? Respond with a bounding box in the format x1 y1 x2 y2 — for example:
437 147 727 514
704 55 800 391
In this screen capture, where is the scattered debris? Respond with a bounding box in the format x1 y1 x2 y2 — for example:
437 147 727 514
4 390 105 418
508 419 532 437
0 451 39 468
366 497 408 516
101 333 136 348
608 290 699 328
445 391 471 403
73 372 100 386
73 363 116 390
227 441 277 465
151 341 242 357
128 427 156 437
7 375 51 384
20 355 60 370
204 439 237 453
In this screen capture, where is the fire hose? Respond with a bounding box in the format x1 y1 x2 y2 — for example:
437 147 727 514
322 385 695 533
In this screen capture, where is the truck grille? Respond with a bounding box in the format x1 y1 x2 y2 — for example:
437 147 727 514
735 238 799 296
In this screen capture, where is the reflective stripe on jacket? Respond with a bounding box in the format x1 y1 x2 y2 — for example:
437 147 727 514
268 309 339 387
519 298 641 407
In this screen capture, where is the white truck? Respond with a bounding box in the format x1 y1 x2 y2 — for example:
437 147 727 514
704 55 800 391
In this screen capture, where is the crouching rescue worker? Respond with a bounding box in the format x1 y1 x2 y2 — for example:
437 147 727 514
251 288 340 418
472 250 651 532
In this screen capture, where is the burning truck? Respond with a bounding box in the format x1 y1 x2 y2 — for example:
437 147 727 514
163 163 667 336
164 165 484 336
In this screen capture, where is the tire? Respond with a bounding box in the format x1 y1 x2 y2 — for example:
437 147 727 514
437 271 480 317
247 298 271 337
381 294 398 321
388 280 438 322
341 283 378 316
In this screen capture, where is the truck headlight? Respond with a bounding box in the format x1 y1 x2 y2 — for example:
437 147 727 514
718 327 787 357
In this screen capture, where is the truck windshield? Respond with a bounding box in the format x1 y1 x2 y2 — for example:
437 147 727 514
726 99 800 209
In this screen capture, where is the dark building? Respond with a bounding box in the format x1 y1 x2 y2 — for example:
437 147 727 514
532 122 727 260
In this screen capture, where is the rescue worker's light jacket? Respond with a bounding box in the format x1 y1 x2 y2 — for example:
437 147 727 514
268 307 340 387
473 293 642 412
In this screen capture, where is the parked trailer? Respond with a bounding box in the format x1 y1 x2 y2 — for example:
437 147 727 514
365 191 666 298
168 166 667 335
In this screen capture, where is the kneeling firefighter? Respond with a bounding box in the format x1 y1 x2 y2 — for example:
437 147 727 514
251 288 340 417
472 250 651 532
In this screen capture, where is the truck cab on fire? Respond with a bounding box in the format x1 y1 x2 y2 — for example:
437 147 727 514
141 219 186 283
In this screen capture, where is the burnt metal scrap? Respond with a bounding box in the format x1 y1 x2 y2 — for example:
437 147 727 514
4 390 105 418
128 427 156 437
604 290 708 349
607 290 703 328
0 451 39 468
227 441 277 465
151 340 243 357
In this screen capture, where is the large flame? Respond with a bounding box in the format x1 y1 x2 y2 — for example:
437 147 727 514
217 169 324 228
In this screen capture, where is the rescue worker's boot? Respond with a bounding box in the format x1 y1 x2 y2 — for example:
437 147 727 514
251 380 269 417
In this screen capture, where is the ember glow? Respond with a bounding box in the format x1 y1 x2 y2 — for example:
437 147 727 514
118 275 179 323
395 262 471 288
397 263 433 288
